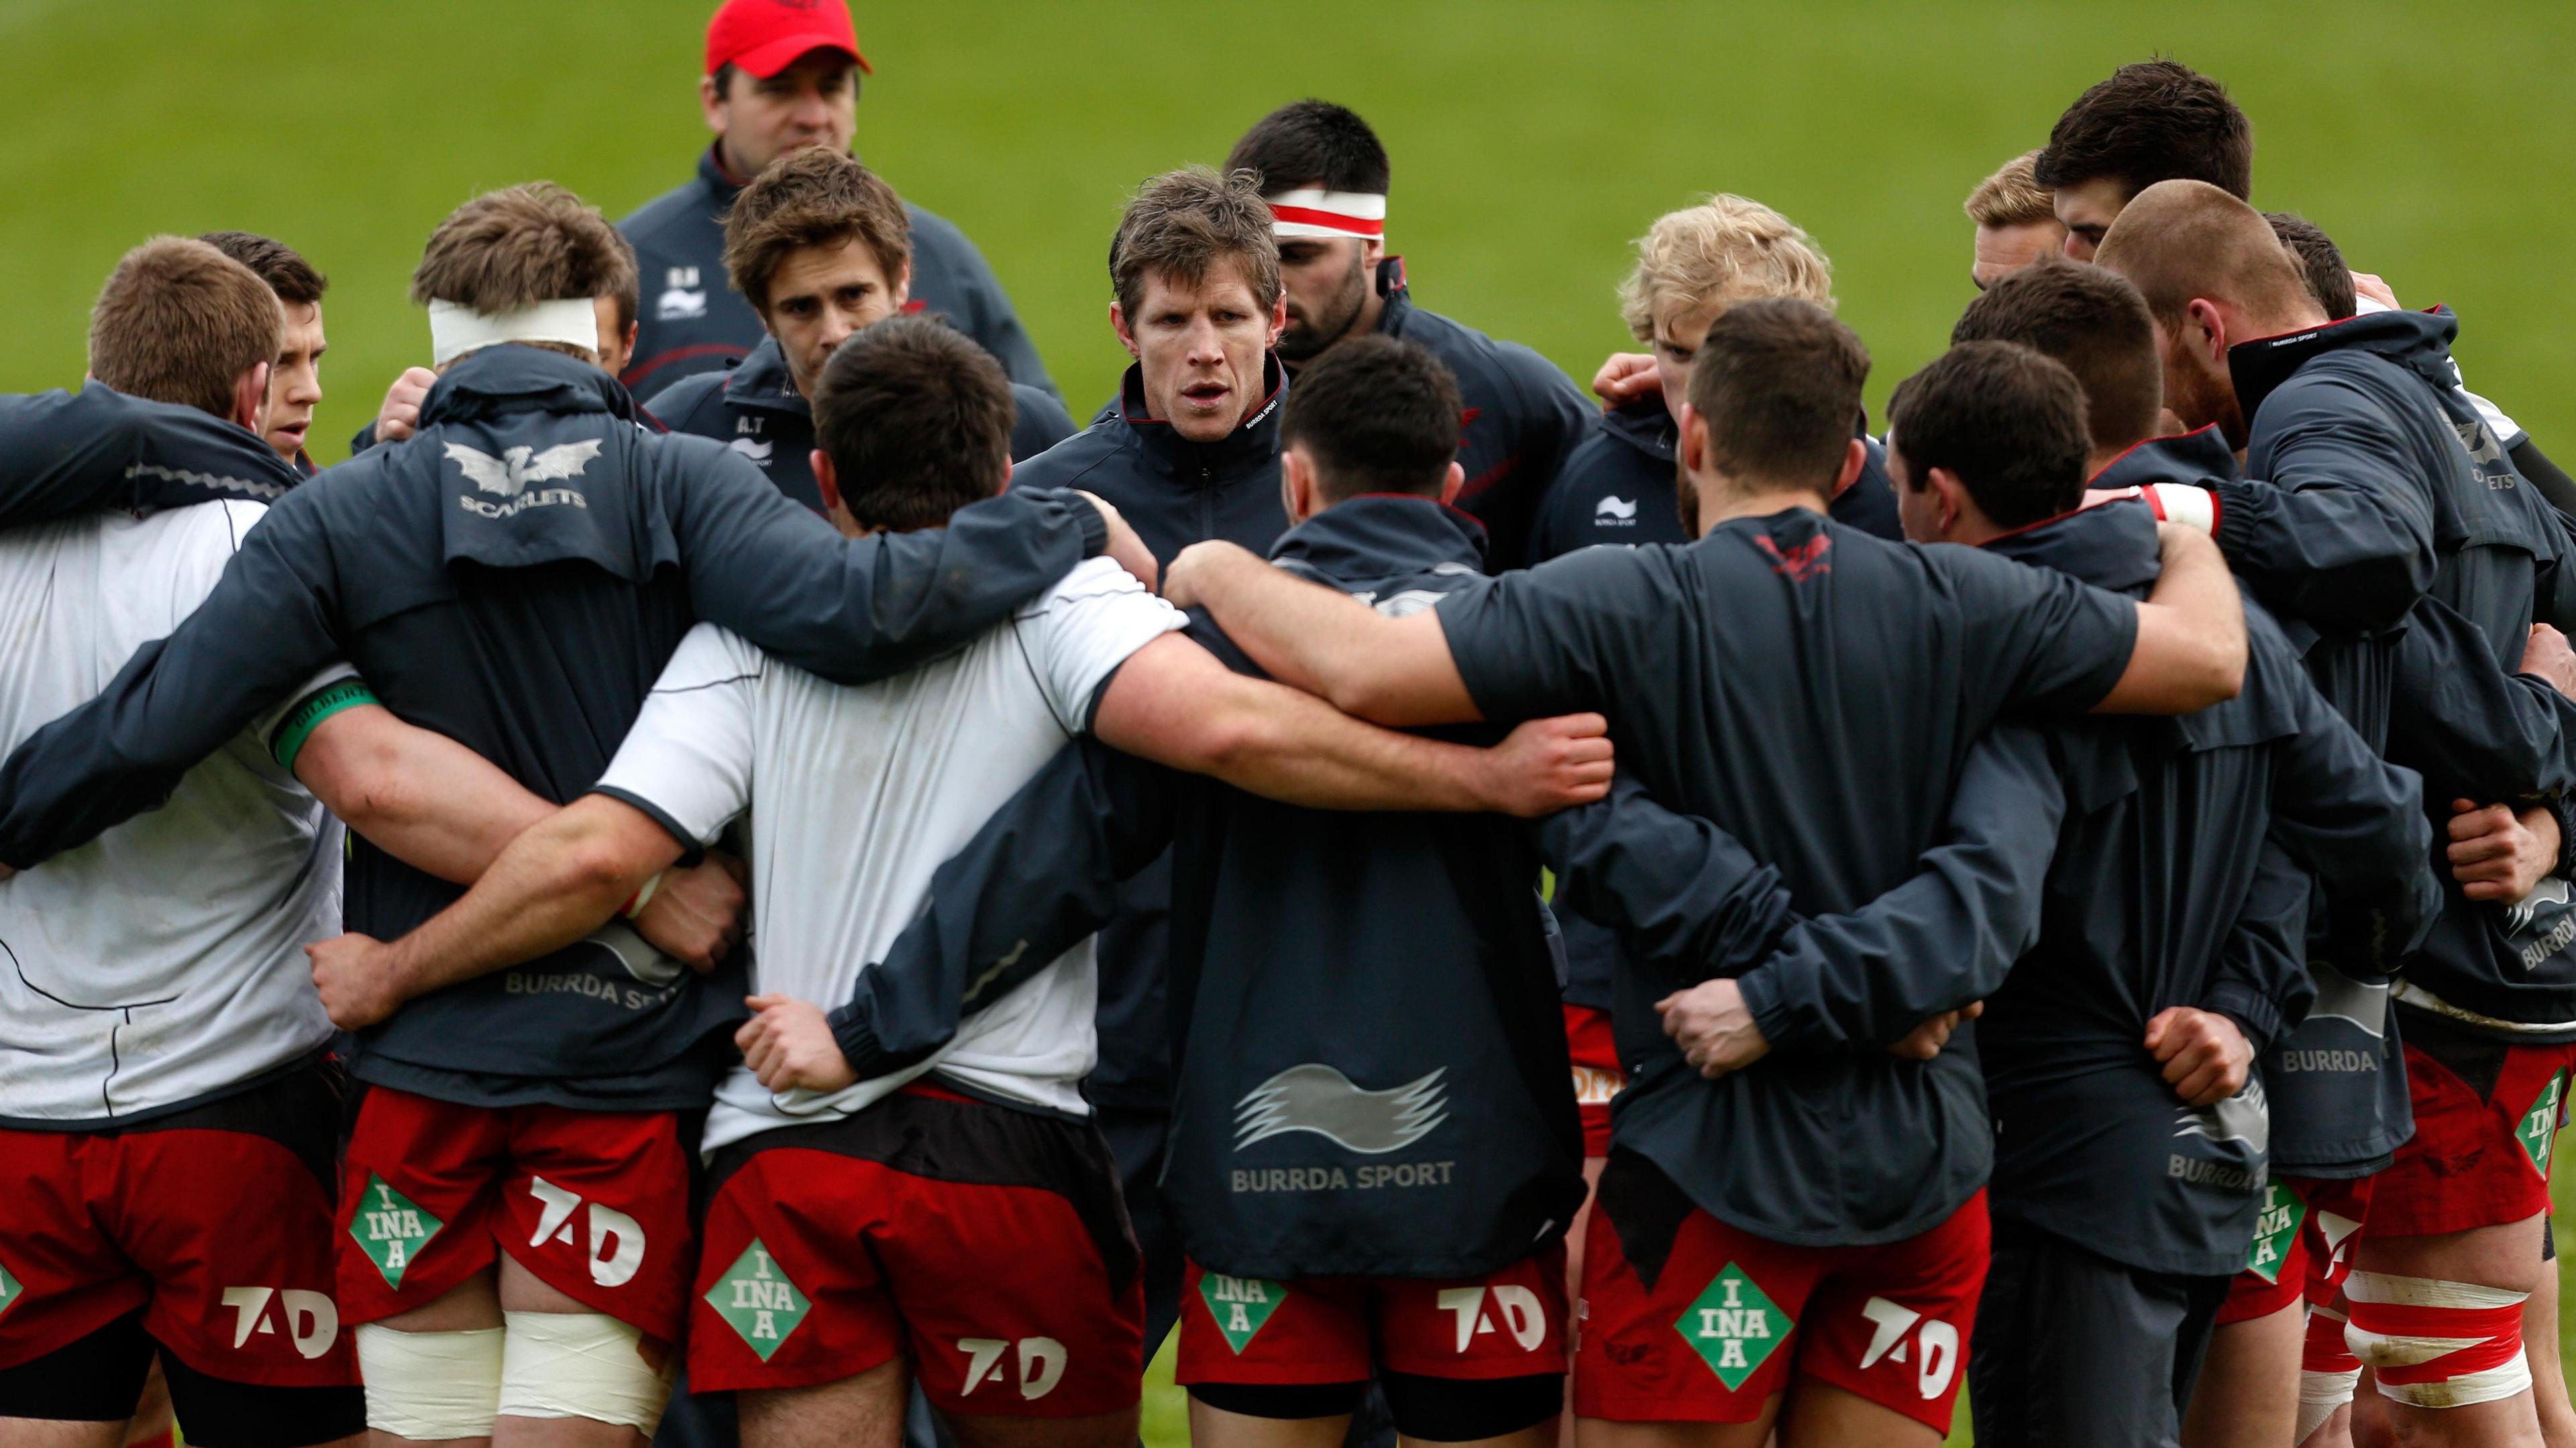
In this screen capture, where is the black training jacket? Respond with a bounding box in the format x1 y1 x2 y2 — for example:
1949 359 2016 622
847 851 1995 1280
644 335 1075 515
1974 493 2435 1277
0 345 1108 1111
1011 357 1291 1114
820 496 1587 1279
1528 394 1904 1011
0 384 306 518
1364 259 1591 571
619 144 1058 402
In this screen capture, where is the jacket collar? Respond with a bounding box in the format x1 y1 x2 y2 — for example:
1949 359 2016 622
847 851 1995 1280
2086 424 2241 491
419 344 639 431
1979 496 2163 595
1272 492 1488 581
1116 354 1287 480
722 335 808 417
1602 393 1677 462
2228 305 2461 422
1371 256 1414 335
700 142 749 204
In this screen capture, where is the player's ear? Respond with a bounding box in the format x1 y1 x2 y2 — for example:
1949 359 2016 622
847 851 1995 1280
1831 437 1867 498
811 449 841 511
891 261 912 311
1280 445 1313 523
1678 402 1710 477
1110 302 1139 359
698 72 727 132
1267 290 1288 347
2185 298 2229 365
231 361 272 435
1438 460 1464 507
1929 465 1970 535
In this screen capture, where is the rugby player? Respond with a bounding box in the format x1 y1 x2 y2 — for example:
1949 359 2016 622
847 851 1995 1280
1225 99 1590 571
1163 297 2251 1445
1962 151 2066 289
1919 274 2444 1445
199 231 329 473
2100 180 2576 1448
1566 197 1902 542
647 147 1073 515
292 318 1611 1448
1008 164 1297 1368
619 0 1054 399
0 183 1146 1447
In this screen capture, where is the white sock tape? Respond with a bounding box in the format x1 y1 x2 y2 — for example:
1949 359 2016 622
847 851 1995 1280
2148 484 2216 535
2297 1367 2359 1442
429 298 602 367
2345 1271 2533 1410
498 1310 674 1430
356 1323 504 1440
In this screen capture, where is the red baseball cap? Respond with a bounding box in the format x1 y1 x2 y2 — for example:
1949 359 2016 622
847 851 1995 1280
706 0 870 79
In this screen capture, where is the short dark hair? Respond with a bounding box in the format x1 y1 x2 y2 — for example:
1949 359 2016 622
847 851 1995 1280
90 237 283 420
1108 167 1281 323
811 315 1014 532
724 146 910 315
412 183 636 362
1225 99 1391 197
1950 262 2161 455
198 231 327 306
1684 298 1870 494
2264 212 2356 321
2034 59 2253 203
1891 342 2092 530
1281 335 1461 504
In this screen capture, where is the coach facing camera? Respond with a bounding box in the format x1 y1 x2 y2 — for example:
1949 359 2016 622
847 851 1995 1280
619 0 1055 400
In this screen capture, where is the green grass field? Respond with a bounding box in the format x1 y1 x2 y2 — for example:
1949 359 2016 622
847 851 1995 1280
7 1 2571 1443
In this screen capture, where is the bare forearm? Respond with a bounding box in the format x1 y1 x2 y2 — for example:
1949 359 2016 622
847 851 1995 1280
1206 689 1493 811
1190 549 1366 700
375 809 665 1004
296 706 553 884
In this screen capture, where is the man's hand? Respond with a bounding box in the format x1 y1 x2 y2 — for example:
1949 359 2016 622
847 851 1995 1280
2522 624 2576 702
1656 978 1771 1079
1161 539 1264 612
1887 1002 1982 1061
1591 352 1659 406
2350 272 2400 311
1075 490 1157 594
2146 1007 2253 1107
1479 714 1613 816
2448 798 2563 901
735 994 858 1094
307 933 406 1030
373 367 439 444
631 853 748 972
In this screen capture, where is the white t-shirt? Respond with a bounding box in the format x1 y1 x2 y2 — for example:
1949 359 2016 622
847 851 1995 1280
595 556 1186 1154
0 502 344 1123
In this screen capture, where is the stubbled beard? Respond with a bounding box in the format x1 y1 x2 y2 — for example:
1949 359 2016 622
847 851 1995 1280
2167 354 2247 448
1279 254 1370 363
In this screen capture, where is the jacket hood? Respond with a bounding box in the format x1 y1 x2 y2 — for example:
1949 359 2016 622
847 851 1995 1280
1981 496 2163 597
2229 306 2461 421
419 345 639 430
2088 425 2241 492
1116 354 1287 482
1272 493 1489 586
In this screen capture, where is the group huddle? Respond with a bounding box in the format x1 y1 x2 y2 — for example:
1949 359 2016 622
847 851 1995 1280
1 5 2571 1448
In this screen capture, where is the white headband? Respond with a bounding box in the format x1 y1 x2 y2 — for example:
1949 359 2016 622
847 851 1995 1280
427 298 602 367
1268 188 1387 241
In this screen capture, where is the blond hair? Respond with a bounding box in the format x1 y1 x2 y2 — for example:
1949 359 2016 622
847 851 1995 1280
1617 195 1833 343
1964 150 2057 230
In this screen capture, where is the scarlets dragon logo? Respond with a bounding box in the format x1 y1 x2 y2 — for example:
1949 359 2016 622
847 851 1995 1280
1756 534 1832 580
1234 1064 1448 1154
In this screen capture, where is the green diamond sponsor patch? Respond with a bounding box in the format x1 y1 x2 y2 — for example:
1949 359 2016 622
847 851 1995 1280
0 1258 20 1319
704 1239 807 1361
1199 1273 1287 1354
347 1174 442 1288
2245 1179 2307 1283
2520 1070 2567 1178
1676 1262 1791 1391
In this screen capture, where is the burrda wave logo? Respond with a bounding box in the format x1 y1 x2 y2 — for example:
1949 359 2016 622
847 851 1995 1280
1234 1064 1448 1154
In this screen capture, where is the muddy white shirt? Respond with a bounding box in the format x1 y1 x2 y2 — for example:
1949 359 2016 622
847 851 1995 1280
594 557 1185 1154
0 502 343 1123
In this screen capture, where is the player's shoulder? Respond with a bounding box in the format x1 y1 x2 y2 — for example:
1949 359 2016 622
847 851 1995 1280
655 620 769 691
1010 417 1129 490
616 174 716 247
641 368 731 431
1020 555 1167 620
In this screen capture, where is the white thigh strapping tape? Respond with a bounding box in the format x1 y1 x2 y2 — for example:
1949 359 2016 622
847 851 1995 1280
498 1310 674 1430
356 1323 504 1440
